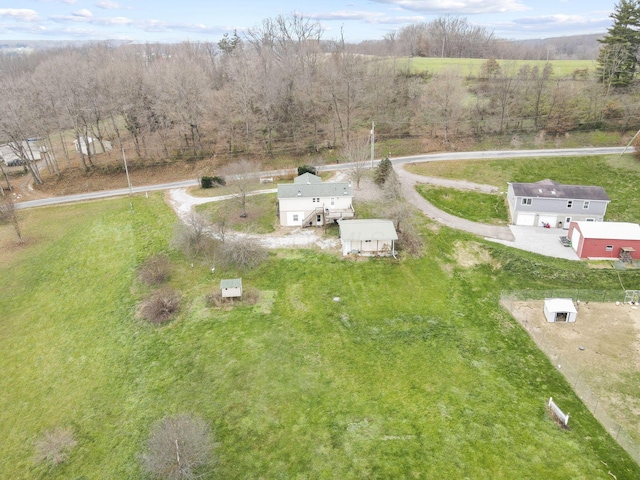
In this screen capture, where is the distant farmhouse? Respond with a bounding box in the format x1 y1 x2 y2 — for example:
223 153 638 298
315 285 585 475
0 140 41 167
73 136 113 156
507 179 610 229
339 219 398 256
277 173 354 227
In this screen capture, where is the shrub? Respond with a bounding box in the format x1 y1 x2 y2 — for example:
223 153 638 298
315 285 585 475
137 254 171 285
218 237 268 270
34 426 77 466
141 414 214 480
201 176 226 188
297 165 317 176
139 287 181 324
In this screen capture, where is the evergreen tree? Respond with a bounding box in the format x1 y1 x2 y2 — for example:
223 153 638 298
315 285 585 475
597 0 640 87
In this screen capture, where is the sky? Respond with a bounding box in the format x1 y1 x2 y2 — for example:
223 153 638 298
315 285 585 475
0 0 615 44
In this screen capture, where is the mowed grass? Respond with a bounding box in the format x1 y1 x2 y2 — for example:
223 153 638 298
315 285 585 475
416 185 509 225
195 192 277 233
406 154 640 222
1 196 640 478
398 57 595 77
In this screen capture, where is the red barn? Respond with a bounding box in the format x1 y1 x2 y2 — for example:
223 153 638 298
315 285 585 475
568 221 640 260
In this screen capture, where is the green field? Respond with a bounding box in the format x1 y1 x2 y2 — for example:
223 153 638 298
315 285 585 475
407 154 640 222
2 193 640 479
397 57 595 77
416 185 509 225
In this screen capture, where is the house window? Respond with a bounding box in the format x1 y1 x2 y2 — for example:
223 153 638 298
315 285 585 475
567 200 573 208
364 240 372 243
521 198 532 205
586 218 595 222
605 245 614 252
311 197 319 203
583 201 590 209
293 214 299 222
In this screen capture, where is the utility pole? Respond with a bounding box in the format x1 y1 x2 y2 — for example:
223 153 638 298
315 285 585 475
122 147 133 195
370 121 375 168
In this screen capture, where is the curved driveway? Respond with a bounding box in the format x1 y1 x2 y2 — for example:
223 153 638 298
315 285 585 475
396 168 515 241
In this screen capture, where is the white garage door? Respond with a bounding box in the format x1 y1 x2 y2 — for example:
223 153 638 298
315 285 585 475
538 215 557 227
516 213 535 226
570 228 581 253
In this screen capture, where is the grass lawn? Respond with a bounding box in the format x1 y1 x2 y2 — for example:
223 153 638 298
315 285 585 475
196 192 277 234
416 185 509 225
2 195 640 479
397 57 595 78
406 154 640 222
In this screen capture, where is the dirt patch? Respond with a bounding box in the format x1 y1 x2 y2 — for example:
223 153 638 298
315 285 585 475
453 240 494 268
505 300 640 451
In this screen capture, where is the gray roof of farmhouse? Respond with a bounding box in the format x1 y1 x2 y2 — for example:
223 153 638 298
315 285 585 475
294 173 322 184
339 219 398 241
278 174 352 199
510 179 610 201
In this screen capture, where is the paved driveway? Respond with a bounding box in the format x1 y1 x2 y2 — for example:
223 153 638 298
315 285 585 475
488 226 580 260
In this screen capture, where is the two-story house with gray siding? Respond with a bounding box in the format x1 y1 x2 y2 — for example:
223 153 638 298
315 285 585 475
277 173 355 227
507 179 610 229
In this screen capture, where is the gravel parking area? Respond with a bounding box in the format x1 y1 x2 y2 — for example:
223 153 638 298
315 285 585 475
489 225 580 260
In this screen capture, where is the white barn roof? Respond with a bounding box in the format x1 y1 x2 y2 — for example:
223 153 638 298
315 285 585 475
574 221 640 241
544 298 577 314
339 219 398 241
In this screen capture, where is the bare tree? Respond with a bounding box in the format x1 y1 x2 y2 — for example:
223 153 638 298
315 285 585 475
0 194 23 243
341 135 370 189
423 69 466 145
141 413 214 480
220 159 260 217
171 212 215 261
219 235 268 270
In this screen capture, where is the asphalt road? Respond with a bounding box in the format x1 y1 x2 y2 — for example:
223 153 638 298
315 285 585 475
15 146 628 210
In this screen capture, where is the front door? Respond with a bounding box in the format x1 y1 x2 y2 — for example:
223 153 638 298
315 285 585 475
316 214 322 225
563 217 572 230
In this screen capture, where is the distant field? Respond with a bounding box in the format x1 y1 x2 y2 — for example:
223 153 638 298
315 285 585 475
397 57 595 77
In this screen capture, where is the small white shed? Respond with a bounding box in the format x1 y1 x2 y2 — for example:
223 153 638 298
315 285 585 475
543 298 577 323
220 278 242 298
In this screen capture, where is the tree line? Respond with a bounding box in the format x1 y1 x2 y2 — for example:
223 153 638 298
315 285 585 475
0 13 637 190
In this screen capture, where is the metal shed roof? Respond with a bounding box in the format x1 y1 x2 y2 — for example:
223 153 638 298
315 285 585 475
574 221 640 240
544 298 577 314
220 278 242 289
339 219 398 241
510 180 609 201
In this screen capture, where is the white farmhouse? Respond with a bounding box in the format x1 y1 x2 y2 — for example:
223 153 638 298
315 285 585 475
277 173 354 227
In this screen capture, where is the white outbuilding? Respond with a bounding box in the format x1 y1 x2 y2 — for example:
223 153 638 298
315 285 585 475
543 298 577 323
220 278 243 299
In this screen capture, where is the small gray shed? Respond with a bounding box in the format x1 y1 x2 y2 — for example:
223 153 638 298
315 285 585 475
220 278 243 298
543 298 577 323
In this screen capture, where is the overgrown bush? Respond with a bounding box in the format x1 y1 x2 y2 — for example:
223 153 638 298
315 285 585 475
218 237 268 270
137 254 171 285
34 426 77 466
297 165 317 176
139 287 181 324
141 413 214 480
398 225 425 257
201 176 226 188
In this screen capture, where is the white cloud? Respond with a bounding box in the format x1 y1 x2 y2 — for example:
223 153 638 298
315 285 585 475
371 0 529 15
309 10 424 25
0 9 40 22
96 1 129 9
73 9 93 18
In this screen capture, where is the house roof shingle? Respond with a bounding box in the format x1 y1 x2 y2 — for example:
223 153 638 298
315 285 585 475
220 278 242 289
510 180 610 201
278 179 352 199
